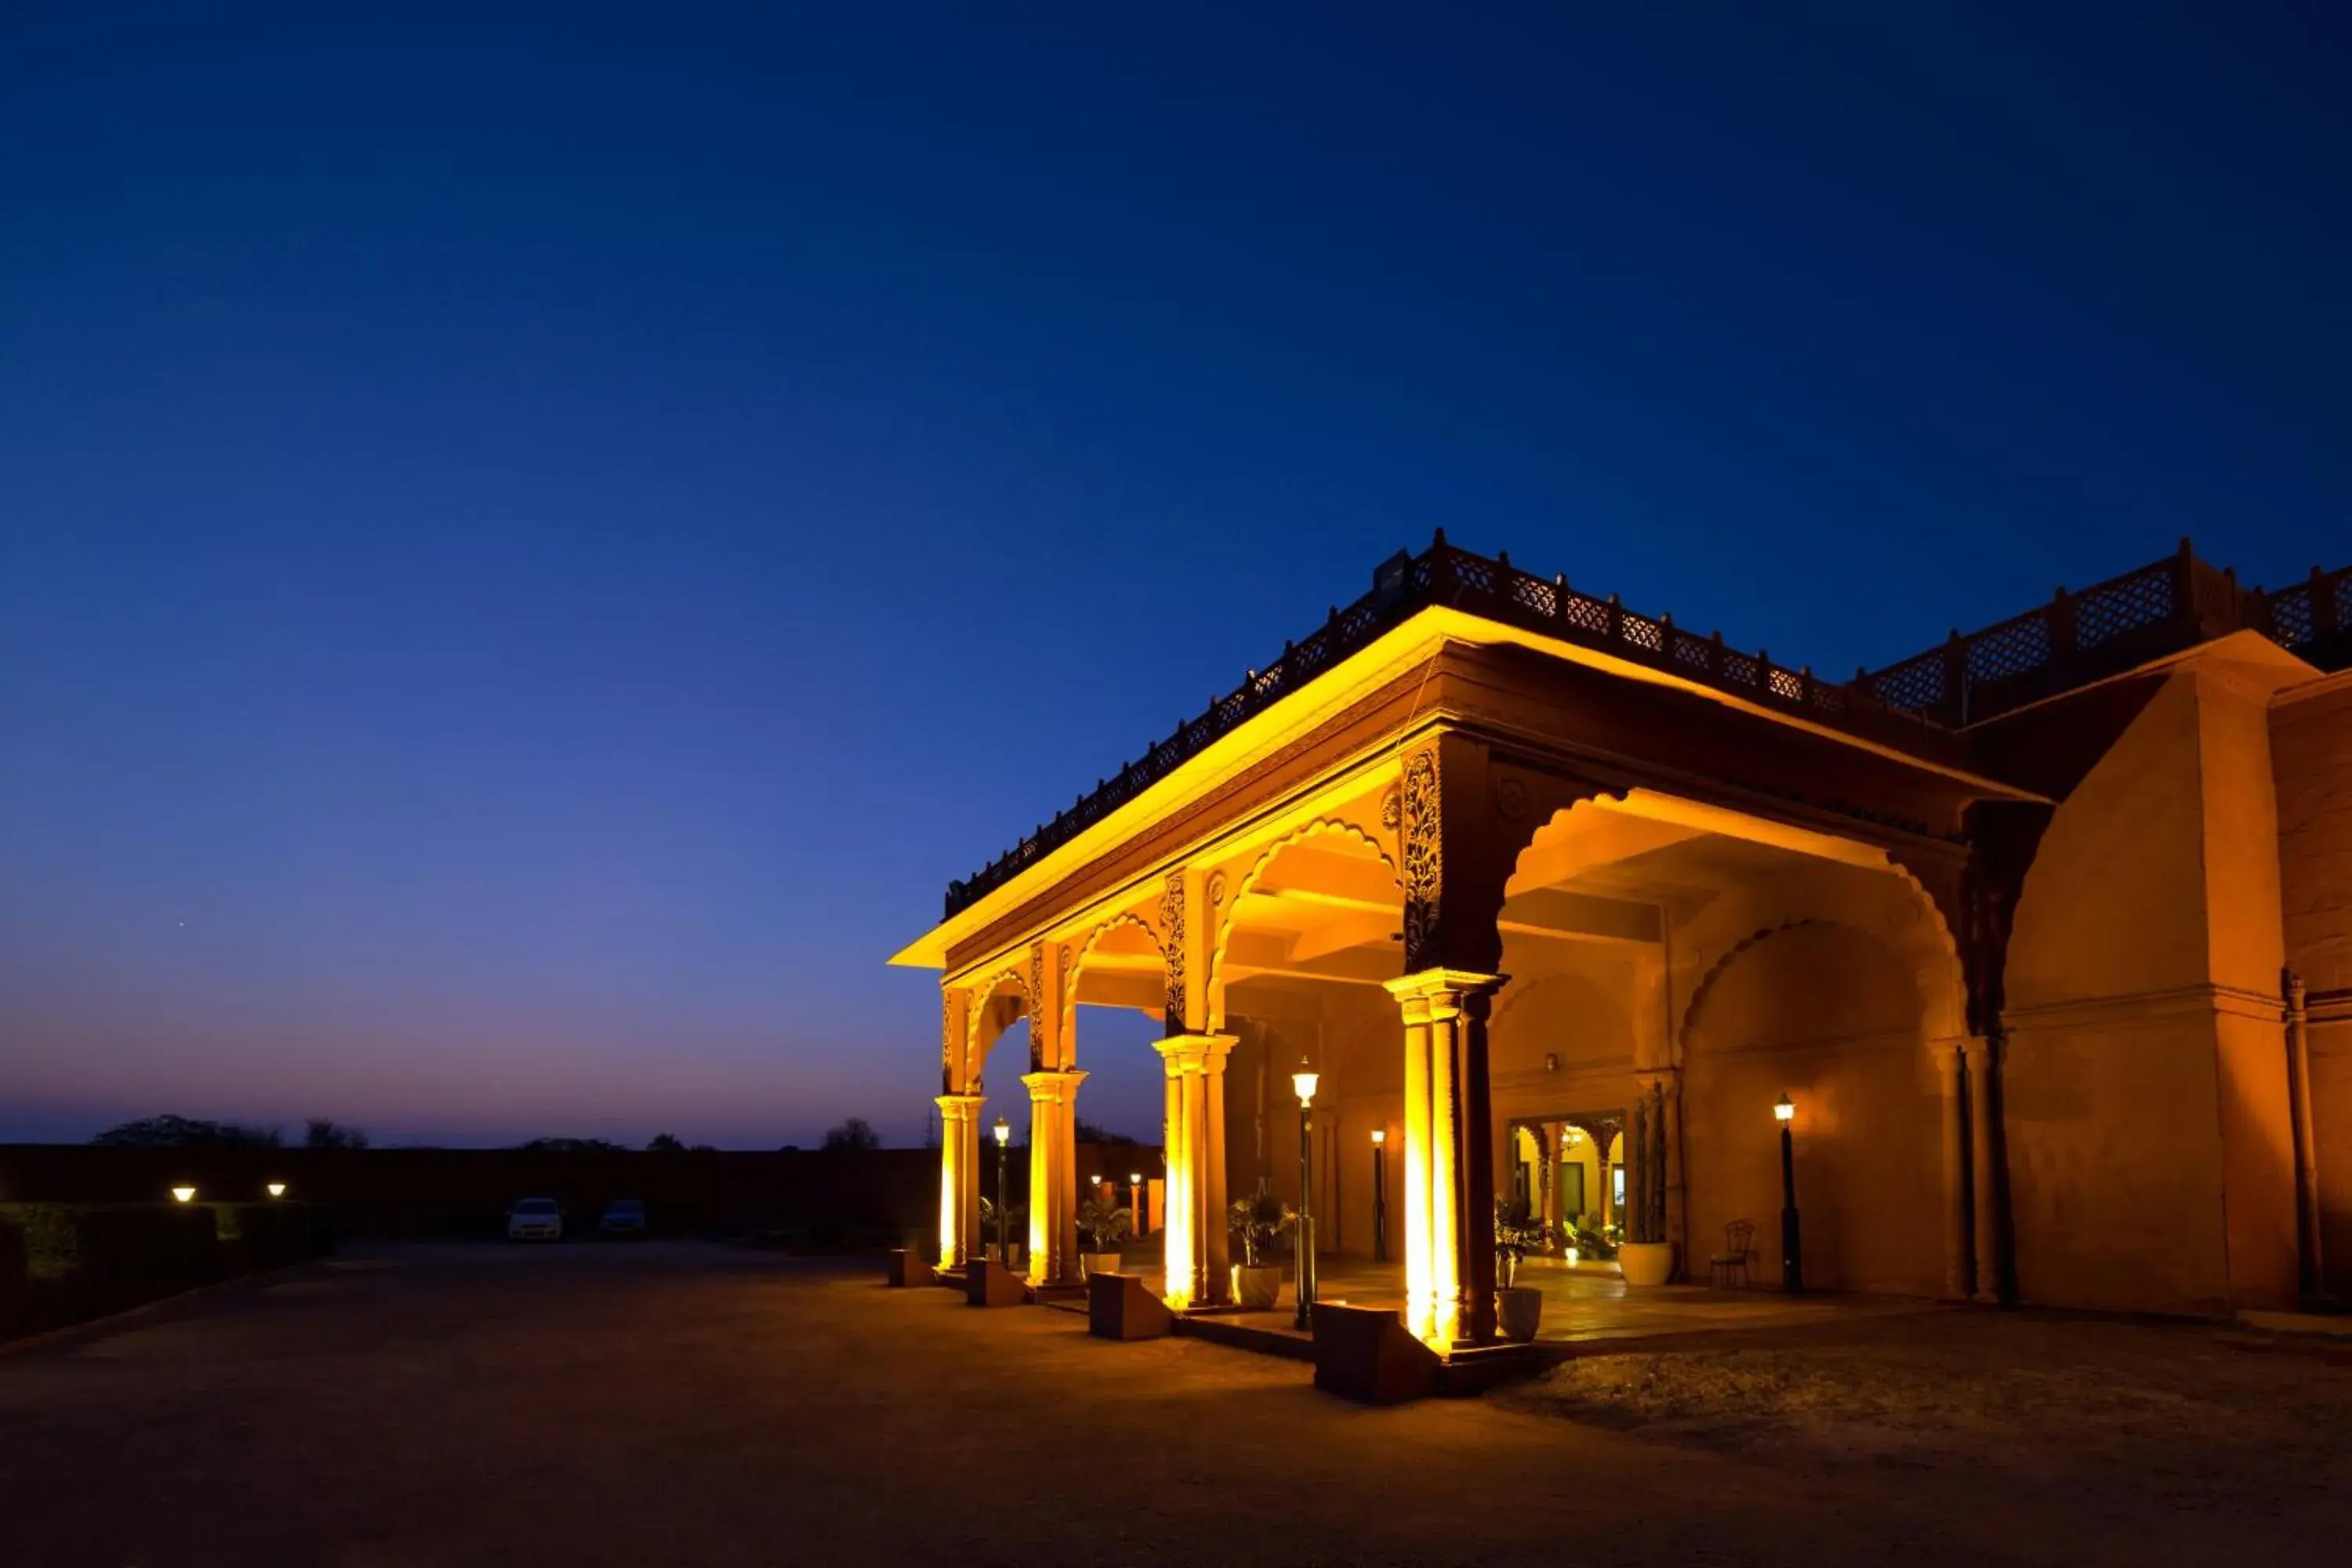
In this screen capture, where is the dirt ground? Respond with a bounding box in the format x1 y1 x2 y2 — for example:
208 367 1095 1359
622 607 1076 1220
1501 1309 2352 1505
1 1243 2346 1566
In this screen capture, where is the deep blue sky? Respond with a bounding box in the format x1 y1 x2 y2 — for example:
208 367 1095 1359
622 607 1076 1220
3 4 2345 1147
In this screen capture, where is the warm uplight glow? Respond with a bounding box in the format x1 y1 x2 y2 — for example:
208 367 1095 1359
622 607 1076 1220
1370 1128 1385 1145
267 1182 287 1199
993 1117 1011 1147
1775 1093 1796 1123
1292 1060 1319 1107
171 1185 195 1203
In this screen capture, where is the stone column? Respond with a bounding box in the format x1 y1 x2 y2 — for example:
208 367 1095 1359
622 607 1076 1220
2286 973 2327 1304
1932 1040 1971 1301
1022 1069 1087 1287
935 1094 984 1270
1967 1033 2004 1304
1155 1034 1236 1308
1655 1072 1686 1272
1385 969 1505 1348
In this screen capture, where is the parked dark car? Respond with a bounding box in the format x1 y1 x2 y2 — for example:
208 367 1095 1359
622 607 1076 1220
598 1198 647 1238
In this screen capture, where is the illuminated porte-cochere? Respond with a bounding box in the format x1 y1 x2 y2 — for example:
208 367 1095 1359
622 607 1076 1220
893 536 2352 1343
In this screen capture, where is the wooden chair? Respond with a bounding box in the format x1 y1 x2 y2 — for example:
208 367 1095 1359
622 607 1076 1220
1708 1220 1754 1289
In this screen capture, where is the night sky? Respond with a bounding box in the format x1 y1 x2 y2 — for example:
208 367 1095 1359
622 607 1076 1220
3 5 2345 1148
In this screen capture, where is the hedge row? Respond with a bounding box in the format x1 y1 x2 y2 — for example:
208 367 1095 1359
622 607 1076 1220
0 1201 333 1341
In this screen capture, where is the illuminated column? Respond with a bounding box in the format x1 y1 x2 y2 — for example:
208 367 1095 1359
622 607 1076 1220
1968 1033 2003 1304
1385 970 1505 1348
936 1094 984 1269
1158 1043 1190 1305
1023 1069 1087 1287
1932 1040 1971 1300
1155 1034 1235 1308
1200 1037 1234 1296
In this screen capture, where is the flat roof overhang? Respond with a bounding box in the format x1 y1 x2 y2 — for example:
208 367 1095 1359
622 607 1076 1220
890 603 2046 971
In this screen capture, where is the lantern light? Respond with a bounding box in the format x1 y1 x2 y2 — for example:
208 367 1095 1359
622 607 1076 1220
1128 1171 1142 1186
993 1117 1011 1147
1292 1059 1319 1108
171 1185 196 1203
1370 1127 1385 1145
1774 1093 1796 1124
266 1182 287 1200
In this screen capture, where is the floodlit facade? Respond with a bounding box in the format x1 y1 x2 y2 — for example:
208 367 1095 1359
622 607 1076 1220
892 536 2352 1343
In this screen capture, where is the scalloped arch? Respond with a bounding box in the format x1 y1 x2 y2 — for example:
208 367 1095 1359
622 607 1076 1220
1501 789 1635 894
1206 817 1399 1032
1677 911 1956 1060
1060 910 1167 1049
964 966 1035 1080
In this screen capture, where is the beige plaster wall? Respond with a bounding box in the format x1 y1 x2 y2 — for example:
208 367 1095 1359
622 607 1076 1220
2002 664 2299 1314
1681 921 1942 1296
2273 676 2352 1298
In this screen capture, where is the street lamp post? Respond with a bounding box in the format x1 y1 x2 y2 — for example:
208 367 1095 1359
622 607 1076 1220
993 1117 1011 1267
1129 1171 1145 1238
1293 1060 1319 1329
1775 1093 1803 1294
1370 1128 1388 1265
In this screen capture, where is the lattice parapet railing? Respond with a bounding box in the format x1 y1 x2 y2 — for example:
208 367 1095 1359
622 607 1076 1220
944 535 1940 918
1865 544 2350 729
2252 564 2352 660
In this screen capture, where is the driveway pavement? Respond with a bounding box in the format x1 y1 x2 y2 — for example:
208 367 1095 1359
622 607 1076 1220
0 1242 2342 1565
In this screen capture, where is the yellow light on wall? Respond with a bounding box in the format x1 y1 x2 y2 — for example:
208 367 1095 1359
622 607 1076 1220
171 1186 196 1203
1774 1093 1797 1124
1292 1062 1319 1107
266 1182 287 1199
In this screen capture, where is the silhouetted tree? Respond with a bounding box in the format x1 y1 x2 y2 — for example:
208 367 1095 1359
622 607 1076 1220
1076 1118 1138 1145
93 1115 281 1149
819 1118 880 1152
645 1133 687 1152
515 1137 628 1152
304 1118 369 1149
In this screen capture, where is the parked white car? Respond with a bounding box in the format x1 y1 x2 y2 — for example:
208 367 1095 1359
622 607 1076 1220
506 1196 563 1241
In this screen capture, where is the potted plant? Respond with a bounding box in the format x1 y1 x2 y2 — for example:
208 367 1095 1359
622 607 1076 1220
1076 1196 1131 1279
1567 1213 1619 1265
1227 1187 1294 1309
1618 1086 1674 1287
1494 1196 1554 1341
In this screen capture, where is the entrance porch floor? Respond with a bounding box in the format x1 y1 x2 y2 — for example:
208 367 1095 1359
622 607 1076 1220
1092 1250 1940 1354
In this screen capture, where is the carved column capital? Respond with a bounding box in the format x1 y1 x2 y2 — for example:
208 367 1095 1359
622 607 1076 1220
1021 1069 1089 1104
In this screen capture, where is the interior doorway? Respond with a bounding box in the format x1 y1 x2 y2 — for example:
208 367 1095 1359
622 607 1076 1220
1506 1112 1627 1264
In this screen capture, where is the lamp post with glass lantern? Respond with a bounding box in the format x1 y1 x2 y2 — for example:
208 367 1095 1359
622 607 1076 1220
1370 1128 1389 1265
1293 1060 1319 1329
1129 1171 1145 1238
1775 1093 1803 1294
993 1117 1011 1267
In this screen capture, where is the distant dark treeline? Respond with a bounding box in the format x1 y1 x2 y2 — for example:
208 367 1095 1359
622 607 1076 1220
0 1141 1160 1247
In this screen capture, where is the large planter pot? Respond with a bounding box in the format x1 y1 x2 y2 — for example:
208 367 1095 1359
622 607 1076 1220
1497 1284 1544 1342
1618 1240 1674 1287
1232 1262 1282 1310
1082 1250 1124 1279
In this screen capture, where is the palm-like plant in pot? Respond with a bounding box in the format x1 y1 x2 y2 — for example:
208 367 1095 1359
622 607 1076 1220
1494 1196 1555 1341
1076 1196 1131 1279
1227 1186 1295 1309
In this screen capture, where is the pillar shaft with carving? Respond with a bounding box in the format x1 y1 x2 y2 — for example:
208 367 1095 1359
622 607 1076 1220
1967 1032 2004 1304
1932 1040 1970 1300
935 1094 984 1270
1386 969 1504 1347
1022 1069 1087 1287
1155 1033 1236 1308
